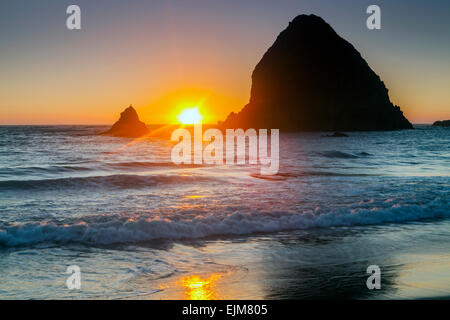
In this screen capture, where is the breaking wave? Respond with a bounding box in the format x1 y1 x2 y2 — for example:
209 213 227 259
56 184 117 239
1 198 448 248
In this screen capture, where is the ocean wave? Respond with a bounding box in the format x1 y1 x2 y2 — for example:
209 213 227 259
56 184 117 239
320 151 359 159
1 198 447 248
0 161 197 176
0 173 213 191
358 152 373 156
0 165 92 177
250 171 375 180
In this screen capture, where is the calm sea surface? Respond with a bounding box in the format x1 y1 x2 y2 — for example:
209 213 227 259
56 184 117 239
0 125 449 299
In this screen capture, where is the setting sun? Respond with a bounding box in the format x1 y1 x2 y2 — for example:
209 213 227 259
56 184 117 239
177 107 203 124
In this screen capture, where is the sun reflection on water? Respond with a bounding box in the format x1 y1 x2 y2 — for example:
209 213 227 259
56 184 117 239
179 274 222 300
184 195 205 199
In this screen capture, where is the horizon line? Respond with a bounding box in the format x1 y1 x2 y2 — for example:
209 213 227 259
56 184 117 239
0 122 438 126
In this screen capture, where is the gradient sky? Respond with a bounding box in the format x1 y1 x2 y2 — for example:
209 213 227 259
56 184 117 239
1 0 449 124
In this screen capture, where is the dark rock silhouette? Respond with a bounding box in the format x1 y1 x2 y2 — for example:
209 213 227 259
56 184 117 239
222 14 413 131
432 120 450 127
322 132 349 137
101 105 149 137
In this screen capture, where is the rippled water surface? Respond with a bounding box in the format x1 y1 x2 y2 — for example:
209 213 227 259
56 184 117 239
0 125 449 299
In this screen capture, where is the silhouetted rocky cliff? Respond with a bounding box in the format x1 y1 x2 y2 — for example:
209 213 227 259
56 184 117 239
101 105 149 137
222 14 413 131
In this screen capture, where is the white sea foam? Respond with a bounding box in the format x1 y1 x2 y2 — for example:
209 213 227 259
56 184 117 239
1 198 448 247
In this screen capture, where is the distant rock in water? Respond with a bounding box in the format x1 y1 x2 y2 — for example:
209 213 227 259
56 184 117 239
222 14 413 131
432 120 450 127
101 105 149 137
322 132 349 137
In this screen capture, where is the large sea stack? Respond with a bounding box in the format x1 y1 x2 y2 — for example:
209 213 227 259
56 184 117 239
222 14 413 131
101 105 149 137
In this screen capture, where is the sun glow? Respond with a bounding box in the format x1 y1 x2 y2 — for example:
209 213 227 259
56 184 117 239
177 107 203 124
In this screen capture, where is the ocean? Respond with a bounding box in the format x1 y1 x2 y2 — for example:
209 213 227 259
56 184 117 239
0 125 449 299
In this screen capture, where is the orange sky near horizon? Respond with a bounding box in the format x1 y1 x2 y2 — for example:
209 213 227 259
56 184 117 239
1 81 449 125
2 55 449 126
1 1 449 125
1 71 448 125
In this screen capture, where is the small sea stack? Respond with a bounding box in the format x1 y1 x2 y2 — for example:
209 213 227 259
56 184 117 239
322 132 349 137
432 120 450 127
101 105 149 137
